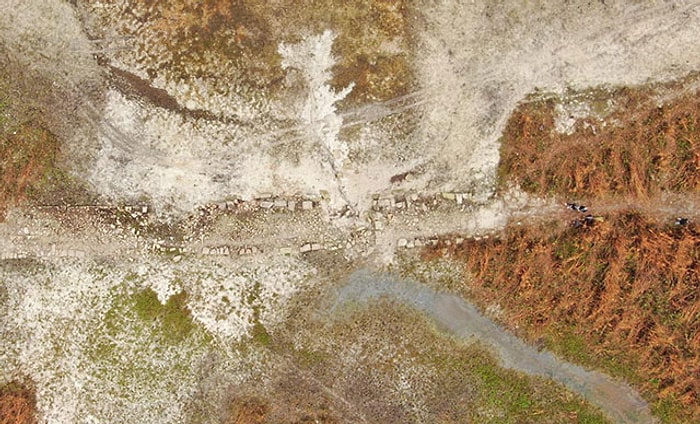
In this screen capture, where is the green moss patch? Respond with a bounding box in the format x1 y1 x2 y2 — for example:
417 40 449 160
130 288 197 343
282 299 610 423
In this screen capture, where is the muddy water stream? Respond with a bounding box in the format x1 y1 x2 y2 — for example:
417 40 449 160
332 269 655 424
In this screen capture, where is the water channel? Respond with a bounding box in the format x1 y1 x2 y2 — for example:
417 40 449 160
331 269 655 424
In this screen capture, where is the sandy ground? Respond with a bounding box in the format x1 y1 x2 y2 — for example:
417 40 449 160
5 1 700 215
2 0 700 422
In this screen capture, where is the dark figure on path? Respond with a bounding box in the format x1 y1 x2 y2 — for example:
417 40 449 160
675 217 689 226
571 214 603 228
565 202 588 213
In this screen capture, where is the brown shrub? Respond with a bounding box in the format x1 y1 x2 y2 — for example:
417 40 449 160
0 383 36 424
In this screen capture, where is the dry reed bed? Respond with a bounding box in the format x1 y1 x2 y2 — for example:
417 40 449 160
431 78 700 421
500 83 700 198
430 213 699 414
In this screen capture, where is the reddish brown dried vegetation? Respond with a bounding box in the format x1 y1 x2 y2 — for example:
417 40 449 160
499 84 700 198
437 78 700 422
426 213 700 421
0 123 59 220
114 0 415 103
0 383 36 424
256 0 416 104
126 0 278 87
225 397 268 424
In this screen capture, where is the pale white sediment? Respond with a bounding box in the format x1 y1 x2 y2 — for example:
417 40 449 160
279 30 354 169
0 256 316 423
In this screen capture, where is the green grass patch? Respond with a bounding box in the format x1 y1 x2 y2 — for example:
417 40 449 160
543 326 642 389
132 288 197 343
294 347 329 368
299 300 610 423
443 345 610 424
85 285 214 398
653 396 694 424
24 165 95 206
250 320 272 347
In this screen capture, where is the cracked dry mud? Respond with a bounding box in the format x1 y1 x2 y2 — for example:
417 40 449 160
3 1 700 423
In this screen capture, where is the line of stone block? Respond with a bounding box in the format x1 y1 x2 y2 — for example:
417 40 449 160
198 195 319 215
395 233 497 250
31 190 478 223
0 247 87 260
371 191 484 213
33 204 149 216
196 239 349 258
32 196 320 220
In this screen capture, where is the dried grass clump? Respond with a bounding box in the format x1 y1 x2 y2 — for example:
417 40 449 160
225 397 268 424
500 83 700 198
0 123 59 220
427 212 700 420
0 383 36 424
